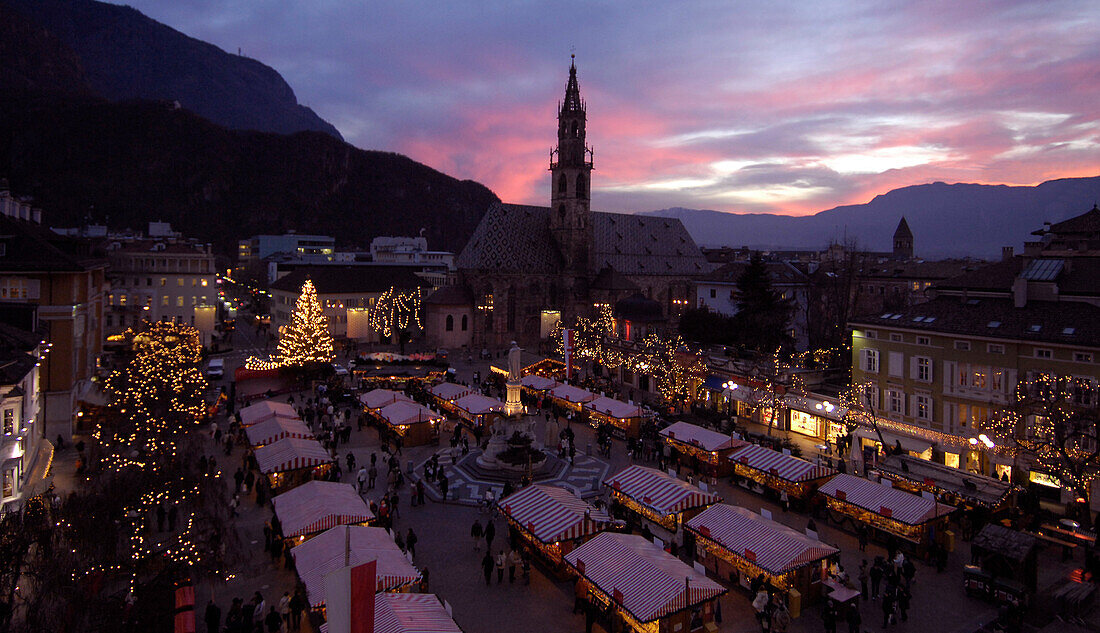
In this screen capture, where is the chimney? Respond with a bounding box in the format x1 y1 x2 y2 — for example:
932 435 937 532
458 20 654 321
1012 276 1028 308
1001 246 1014 261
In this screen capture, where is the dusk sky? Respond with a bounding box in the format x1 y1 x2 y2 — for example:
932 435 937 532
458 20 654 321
124 0 1100 216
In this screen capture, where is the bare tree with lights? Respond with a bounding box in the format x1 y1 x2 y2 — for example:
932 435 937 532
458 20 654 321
368 286 423 353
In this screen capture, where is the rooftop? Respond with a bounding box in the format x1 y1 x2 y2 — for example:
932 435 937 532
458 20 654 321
270 265 431 295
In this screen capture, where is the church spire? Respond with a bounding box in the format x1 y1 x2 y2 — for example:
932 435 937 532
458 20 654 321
561 54 584 114
550 56 593 275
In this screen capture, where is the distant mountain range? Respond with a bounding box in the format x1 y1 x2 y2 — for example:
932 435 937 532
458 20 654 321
4 0 342 139
644 177 1100 259
0 0 497 256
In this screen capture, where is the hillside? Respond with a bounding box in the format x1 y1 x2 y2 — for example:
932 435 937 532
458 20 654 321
0 2 497 256
646 177 1100 258
4 0 342 139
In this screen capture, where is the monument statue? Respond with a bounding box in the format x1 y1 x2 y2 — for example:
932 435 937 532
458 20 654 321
507 341 522 381
475 340 544 473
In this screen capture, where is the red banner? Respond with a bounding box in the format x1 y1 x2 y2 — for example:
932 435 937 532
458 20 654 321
563 329 574 381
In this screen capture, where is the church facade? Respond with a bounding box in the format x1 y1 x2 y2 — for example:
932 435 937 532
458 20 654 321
429 60 710 349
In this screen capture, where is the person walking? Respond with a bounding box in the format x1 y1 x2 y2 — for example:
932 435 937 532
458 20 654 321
484 520 496 552
897 586 910 622
265 606 282 633
346 452 356 472
234 468 245 493
495 550 505 584
771 600 790 632
289 590 305 630
481 551 494 586
471 519 483 550
870 559 884 599
508 549 519 583
822 599 837 633
357 466 367 493
203 599 221 633
439 472 449 500
367 463 377 490
277 592 291 631
416 480 426 506
846 602 861 633
881 591 896 628
245 469 255 493
858 525 868 552
752 589 769 632
858 560 869 599
406 528 418 558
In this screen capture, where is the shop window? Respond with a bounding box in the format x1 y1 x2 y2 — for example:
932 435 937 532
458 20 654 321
2 409 12 435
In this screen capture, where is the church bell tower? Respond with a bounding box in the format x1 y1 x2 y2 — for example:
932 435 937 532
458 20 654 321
549 56 594 274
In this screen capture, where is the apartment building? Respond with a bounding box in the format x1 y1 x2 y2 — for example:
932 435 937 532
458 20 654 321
106 239 217 333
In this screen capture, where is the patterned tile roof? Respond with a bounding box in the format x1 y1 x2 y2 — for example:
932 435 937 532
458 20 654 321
455 203 562 272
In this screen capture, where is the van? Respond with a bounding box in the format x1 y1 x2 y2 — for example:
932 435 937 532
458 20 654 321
206 358 225 380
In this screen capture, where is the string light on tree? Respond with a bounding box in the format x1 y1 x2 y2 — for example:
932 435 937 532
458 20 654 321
369 286 423 338
276 278 335 366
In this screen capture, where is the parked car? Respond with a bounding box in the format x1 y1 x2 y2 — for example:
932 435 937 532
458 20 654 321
206 358 225 380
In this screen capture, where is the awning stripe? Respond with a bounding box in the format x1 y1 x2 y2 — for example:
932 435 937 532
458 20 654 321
818 473 956 525
603 465 720 516
685 504 837 575
500 484 611 544
728 444 835 482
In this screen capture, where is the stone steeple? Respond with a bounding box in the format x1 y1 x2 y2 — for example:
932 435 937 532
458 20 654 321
549 56 594 274
893 216 914 259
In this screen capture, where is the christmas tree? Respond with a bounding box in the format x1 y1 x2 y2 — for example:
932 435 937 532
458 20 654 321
278 278 335 365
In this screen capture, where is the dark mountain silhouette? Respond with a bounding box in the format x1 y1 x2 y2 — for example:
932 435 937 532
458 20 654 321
4 0 342 139
0 2 498 256
644 177 1100 258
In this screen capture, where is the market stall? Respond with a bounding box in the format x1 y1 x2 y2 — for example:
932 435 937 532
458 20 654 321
548 383 597 412
564 533 726 633
290 525 421 612
429 382 471 413
253 437 334 493
728 443 837 503
239 400 298 427
965 524 1038 608
451 393 505 433
352 364 445 390
686 503 838 607
520 374 558 393
359 388 413 412
499 484 612 566
584 396 646 439
272 480 374 544
245 416 312 448
376 401 444 446
660 422 747 477
817 473 955 553
373 594 464 633
877 454 1014 512
604 465 721 538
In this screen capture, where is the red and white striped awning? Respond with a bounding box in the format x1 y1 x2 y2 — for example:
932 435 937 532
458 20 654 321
254 437 333 474
584 396 644 420
685 504 838 575
604 465 720 516
818 473 956 525
245 416 311 447
239 400 298 426
660 422 746 452
500 484 611 544
728 443 836 483
429 383 469 401
359 389 412 411
375 593 463 633
452 393 504 416
378 401 443 427
272 480 374 538
520 375 558 391
565 533 726 623
291 525 421 608
550 383 597 404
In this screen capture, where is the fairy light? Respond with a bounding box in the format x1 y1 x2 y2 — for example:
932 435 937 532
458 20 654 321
368 286 423 338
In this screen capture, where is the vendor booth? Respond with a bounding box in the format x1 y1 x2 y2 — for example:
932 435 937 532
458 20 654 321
564 533 726 633
429 382 470 411
499 484 612 566
604 465 720 537
254 437 334 493
964 524 1038 608
584 396 646 439
817 473 955 553
290 525 421 611
239 400 298 427
376 401 444 446
373 594 464 633
245 416 312 448
359 388 412 412
549 383 597 411
272 480 374 544
660 422 747 477
686 503 838 608
520 374 558 393
451 393 505 433
877 454 1014 511
729 444 836 503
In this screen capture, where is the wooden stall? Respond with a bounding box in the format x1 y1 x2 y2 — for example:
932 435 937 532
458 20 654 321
271 480 374 546
359 388 412 412
245 416 312 448
686 503 838 606
239 400 298 427
451 393 505 434
548 383 597 412
520 374 558 394
965 524 1038 608
352 364 445 390
499 484 612 567
376 401 444 446
817 473 955 554
728 444 837 503
290 525 421 613
564 533 726 633
659 422 747 477
584 396 646 439
254 437 334 493
374 594 464 633
428 382 471 413
877 454 1014 512
604 465 720 539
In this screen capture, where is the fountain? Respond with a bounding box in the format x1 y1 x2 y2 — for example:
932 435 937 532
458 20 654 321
475 341 546 474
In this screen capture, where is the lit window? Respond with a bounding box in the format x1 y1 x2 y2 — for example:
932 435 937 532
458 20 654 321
1075 352 1093 363
915 394 931 420
162 296 169 306
201 279 208 287
177 278 184 287
915 357 932 382
176 296 184 307
160 278 166 286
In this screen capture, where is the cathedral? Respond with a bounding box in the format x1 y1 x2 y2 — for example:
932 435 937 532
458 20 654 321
427 59 709 349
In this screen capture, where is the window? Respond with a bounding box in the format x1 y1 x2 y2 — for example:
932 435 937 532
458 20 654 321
887 389 903 414
861 349 879 373
991 370 1004 393
916 336 931 346
461 315 468 331
177 278 184 287
558 174 567 194
176 296 184 307
201 279 208 287
988 343 1005 354
445 315 454 331
160 278 166 286
146 277 152 286
863 384 880 409
709 289 716 299
1075 352 1093 363
576 173 587 198
954 341 970 351
192 279 197 287
865 330 878 339
2 409 13 434
191 296 197 306
162 296 169 306
888 351 904 378
1035 348 1052 359
119 294 127 306
889 333 903 342
915 394 931 420
915 356 932 382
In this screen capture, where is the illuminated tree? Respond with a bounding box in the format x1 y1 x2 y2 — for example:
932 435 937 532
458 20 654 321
278 279 335 365
635 333 705 410
989 373 1100 508
369 286 422 352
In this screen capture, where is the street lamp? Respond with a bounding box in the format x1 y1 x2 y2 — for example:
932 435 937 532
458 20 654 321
721 381 738 429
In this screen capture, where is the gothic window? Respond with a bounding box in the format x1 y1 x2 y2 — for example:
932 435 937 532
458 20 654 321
558 205 566 219
558 174 567 194
571 121 579 137
576 173 587 198
461 314 468 331
560 121 567 138
445 314 454 331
